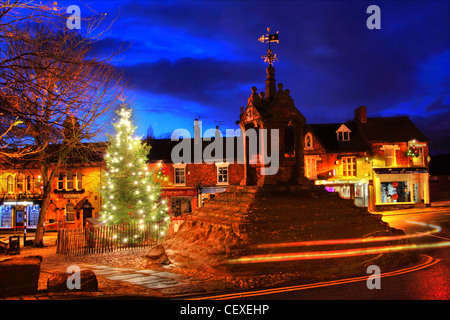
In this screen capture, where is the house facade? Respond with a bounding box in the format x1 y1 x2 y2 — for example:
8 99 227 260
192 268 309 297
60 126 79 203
304 106 430 211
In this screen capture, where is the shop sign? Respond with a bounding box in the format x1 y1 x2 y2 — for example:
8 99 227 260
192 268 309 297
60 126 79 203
61 194 81 199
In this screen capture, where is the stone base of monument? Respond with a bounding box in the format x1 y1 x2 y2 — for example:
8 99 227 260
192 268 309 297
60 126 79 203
146 184 418 279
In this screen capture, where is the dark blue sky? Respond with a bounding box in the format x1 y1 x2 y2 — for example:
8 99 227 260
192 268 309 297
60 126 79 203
67 0 449 155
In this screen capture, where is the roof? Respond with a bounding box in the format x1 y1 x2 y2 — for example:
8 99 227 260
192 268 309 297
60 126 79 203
306 122 371 153
357 117 428 143
306 116 428 153
146 137 243 163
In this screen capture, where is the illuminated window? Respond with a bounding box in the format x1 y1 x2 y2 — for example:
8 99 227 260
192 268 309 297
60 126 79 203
342 157 356 177
16 175 25 193
305 156 318 180
66 172 74 190
76 172 83 190
65 203 75 222
381 145 399 167
57 173 64 190
7 175 14 193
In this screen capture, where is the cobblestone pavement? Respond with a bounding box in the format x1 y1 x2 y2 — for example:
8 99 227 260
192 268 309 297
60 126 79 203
1 236 232 300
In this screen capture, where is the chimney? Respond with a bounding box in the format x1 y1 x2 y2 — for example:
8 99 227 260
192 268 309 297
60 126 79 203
194 119 201 144
355 106 367 123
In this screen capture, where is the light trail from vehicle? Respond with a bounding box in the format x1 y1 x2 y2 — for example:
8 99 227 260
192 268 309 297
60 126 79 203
229 221 448 264
250 221 441 250
229 241 450 264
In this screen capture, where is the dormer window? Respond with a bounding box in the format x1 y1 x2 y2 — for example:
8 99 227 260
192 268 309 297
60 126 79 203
336 124 351 141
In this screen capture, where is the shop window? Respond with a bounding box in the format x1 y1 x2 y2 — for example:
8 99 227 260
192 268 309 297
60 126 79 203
66 172 74 190
171 197 191 217
76 172 83 190
16 175 25 193
0 205 12 228
7 175 14 193
342 157 356 177
216 163 229 185
66 203 75 222
380 181 411 203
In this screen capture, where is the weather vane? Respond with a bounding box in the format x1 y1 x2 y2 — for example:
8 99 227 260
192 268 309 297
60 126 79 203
258 27 279 65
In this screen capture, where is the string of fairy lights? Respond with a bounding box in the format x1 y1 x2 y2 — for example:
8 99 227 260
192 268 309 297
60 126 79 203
99 107 170 243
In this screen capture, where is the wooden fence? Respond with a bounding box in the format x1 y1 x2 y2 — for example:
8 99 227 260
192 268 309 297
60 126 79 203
56 221 164 255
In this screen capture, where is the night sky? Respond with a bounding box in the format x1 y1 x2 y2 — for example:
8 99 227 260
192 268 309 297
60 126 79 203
65 1 449 155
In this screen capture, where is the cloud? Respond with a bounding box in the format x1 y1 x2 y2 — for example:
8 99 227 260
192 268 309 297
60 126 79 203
122 57 262 107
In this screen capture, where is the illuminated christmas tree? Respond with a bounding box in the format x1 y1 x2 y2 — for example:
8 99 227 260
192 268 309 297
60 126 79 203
100 106 170 237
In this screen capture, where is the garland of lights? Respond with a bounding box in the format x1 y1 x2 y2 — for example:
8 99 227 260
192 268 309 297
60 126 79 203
100 106 170 244
406 146 420 158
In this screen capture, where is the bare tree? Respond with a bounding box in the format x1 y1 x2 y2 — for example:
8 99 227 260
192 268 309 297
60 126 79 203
0 1 126 246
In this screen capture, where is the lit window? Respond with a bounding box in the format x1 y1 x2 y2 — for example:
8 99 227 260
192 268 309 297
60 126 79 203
76 172 83 190
381 145 399 167
66 203 75 222
7 175 14 193
57 173 64 190
342 157 356 177
304 156 318 180
66 172 74 190
16 175 24 193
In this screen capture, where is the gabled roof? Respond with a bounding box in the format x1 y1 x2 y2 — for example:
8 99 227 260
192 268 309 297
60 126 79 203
306 115 428 154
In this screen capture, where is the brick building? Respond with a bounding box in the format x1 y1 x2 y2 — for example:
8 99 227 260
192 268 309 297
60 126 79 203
304 106 430 211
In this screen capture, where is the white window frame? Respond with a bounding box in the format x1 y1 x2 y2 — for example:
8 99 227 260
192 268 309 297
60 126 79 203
216 162 229 185
336 124 351 141
173 164 187 186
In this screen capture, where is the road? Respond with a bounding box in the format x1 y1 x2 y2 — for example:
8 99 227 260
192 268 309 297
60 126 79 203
197 204 450 300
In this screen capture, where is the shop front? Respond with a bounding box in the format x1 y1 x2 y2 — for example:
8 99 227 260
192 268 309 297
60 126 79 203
0 200 41 231
161 187 198 233
373 167 429 210
315 180 369 208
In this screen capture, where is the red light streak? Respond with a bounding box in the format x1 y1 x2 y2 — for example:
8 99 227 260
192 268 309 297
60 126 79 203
229 241 450 264
229 221 449 264
251 221 441 250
